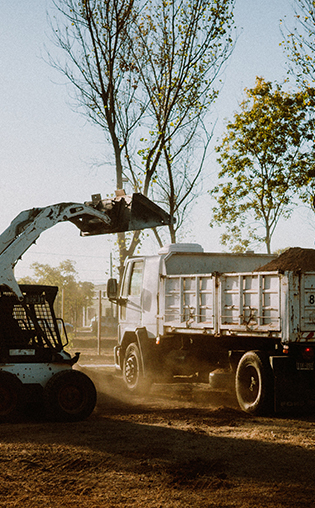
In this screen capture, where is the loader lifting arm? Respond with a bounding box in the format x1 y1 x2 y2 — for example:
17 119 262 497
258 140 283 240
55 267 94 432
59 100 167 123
0 192 173 299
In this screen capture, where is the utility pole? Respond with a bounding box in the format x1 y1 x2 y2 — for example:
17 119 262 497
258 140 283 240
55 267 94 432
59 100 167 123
97 289 102 355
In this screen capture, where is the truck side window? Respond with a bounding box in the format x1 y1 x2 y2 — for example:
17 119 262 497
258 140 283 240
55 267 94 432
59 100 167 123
121 265 131 299
129 261 143 296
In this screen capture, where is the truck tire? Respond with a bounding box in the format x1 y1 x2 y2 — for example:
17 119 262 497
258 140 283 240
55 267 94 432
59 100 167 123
0 371 23 422
123 343 151 395
235 351 274 415
44 370 97 422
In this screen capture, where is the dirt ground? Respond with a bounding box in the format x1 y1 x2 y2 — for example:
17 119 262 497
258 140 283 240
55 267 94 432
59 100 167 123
1 348 315 508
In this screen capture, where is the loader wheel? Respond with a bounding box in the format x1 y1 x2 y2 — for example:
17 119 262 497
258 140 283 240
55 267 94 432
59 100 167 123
0 371 23 422
235 352 274 415
44 370 97 422
123 343 151 396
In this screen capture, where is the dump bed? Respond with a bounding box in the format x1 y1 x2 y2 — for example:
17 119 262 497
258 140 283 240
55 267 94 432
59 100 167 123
121 246 315 344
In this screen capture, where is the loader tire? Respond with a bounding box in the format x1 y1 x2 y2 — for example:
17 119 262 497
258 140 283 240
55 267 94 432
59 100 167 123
235 351 274 415
123 343 151 396
0 371 23 422
44 369 97 422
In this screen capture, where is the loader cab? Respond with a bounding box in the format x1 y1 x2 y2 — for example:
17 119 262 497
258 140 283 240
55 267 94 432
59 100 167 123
0 284 69 363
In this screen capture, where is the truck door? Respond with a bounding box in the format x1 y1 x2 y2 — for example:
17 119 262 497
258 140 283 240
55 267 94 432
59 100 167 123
119 259 144 334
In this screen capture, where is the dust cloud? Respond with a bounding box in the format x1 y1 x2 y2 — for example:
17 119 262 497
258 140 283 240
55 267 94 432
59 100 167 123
77 363 239 415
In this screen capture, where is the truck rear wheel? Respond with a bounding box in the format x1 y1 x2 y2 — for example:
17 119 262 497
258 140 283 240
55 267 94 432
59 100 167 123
123 343 151 395
44 370 97 422
235 352 274 415
0 371 23 422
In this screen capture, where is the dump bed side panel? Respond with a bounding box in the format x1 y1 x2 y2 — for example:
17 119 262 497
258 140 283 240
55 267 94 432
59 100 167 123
162 270 315 342
163 275 215 331
163 272 282 336
219 272 281 333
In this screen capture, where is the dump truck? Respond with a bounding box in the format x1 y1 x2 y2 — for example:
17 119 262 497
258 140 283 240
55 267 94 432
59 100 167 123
0 192 172 422
107 243 315 415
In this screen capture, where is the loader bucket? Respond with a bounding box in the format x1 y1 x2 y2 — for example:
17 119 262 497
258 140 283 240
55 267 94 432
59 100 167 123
77 193 174 236
129 193 173 231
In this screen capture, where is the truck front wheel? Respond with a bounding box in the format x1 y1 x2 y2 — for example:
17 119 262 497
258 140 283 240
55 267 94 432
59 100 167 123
123 343 151 395
235 352 274 415
44 370 97 422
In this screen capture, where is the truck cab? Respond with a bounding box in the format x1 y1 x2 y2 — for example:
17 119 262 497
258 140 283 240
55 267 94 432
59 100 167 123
118 255 162 340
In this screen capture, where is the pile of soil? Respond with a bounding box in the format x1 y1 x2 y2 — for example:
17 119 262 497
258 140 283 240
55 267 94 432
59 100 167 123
257 247 315 273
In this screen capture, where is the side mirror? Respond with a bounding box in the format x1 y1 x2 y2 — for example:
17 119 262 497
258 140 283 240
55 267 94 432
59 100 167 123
107 278 118 301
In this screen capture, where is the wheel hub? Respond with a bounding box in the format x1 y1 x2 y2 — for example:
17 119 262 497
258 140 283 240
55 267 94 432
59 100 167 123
125 356 138 385
249 376 257 392
240 367 259 404
58 385 85 412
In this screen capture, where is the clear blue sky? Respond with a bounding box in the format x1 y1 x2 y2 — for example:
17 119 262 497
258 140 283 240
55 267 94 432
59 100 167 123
1 0 314 283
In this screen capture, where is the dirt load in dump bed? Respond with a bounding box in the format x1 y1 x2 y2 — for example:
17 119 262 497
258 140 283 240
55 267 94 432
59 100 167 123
257 247 315 273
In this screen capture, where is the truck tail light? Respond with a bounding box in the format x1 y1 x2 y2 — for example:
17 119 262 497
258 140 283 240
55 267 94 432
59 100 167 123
302 347 314 361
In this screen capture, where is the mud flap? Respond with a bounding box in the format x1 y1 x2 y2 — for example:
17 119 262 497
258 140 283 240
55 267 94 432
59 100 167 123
135 327 156 381
114 345 121 370
271 356 315 413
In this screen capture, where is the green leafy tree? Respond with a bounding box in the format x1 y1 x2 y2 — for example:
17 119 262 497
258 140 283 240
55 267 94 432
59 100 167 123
48 0 235 270
210 77 315 253
18 260 94 328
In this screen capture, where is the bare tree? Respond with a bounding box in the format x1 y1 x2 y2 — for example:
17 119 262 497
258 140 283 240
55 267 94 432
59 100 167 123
48 0 235 272
48 0 146 275
282 0 315 85
148 124 213 245
130 0 235 243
